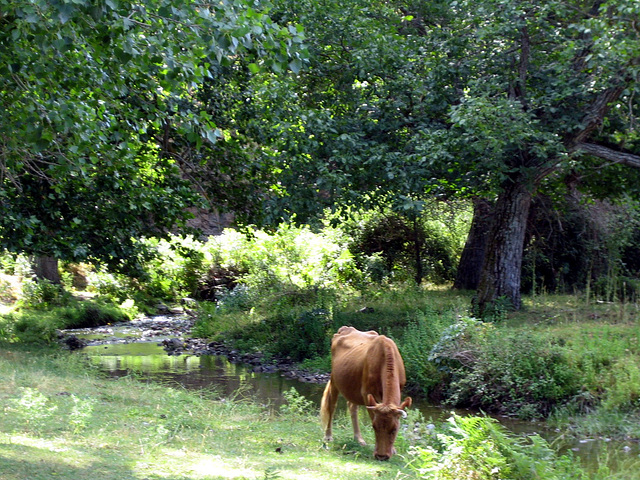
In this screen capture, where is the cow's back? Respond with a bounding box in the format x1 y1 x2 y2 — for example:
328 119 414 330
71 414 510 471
329 327 384 405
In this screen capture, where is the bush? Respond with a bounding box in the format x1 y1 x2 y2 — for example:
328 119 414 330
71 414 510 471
19 279 71 309
280 387 315 417
433 321 582 418
345 204 470 285
602 357 640 412
61 301 131 329
9 310 65 344
192 298 249 339
228 306 333 363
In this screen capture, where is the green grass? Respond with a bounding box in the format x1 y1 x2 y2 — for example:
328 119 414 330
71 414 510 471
0 343 605 480
0 345 414 480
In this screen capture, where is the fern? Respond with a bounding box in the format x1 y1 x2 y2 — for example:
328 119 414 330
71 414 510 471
409 414 589 480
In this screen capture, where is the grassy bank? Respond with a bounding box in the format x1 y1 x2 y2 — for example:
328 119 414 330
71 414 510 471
0 345 411 480
1 344 612 480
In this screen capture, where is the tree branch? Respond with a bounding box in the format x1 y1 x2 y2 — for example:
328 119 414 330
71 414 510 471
575 142 640 169
571 84 626 146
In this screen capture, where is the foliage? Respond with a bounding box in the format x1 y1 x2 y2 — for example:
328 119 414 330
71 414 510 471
280 387 314 417
0 0 307 271
18 278 71 309
246 0 640 313
436 323 582 418
228 306 333 362
523 194 640 299
0 250 32 277
8 387 59 433
408 414 589 480
2 299 131 344
139 237 207 300
396 310 455 396
601 357 640 412
347 205 469 285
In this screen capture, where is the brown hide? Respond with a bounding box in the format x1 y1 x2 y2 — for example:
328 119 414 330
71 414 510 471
320 326 412 460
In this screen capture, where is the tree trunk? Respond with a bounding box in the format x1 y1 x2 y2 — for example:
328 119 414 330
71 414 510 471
475 180 533 315
33 256 61 284
453 197 493 290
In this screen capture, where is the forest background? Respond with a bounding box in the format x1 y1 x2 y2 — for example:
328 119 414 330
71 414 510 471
2 0 640 450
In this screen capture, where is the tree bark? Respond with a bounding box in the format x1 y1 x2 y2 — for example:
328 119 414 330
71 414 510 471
32 256 61 284
575 143 640 168
475 180 533 315
453 197 493 290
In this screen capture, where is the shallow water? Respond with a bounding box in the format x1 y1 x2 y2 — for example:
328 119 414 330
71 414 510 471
83 341 322 407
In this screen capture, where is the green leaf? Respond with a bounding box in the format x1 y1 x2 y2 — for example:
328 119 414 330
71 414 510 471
289 58 302 74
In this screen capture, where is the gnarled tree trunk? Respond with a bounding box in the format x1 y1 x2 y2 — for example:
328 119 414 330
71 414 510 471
475 180 533 315
453 197 493 290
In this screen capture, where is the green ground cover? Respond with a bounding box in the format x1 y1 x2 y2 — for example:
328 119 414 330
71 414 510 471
0 345 609 480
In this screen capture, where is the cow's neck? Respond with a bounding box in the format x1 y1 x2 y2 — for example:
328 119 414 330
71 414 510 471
380 341 401 405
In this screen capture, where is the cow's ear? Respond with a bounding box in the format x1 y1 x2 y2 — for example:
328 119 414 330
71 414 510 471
366 394 377 407
400 397 412 410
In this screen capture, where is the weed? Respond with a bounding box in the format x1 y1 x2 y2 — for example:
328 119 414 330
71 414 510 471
280 388 315 417
397 309 455 395
9 387 58 432
70 395 95 431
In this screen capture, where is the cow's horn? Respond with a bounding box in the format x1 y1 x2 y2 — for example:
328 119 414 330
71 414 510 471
399 409 407 419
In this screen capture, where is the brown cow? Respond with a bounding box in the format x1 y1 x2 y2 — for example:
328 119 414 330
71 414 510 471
320 326 412 460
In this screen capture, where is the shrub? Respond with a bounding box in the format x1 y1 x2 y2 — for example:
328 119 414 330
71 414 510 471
5 300 132 344
192 299 249 339
18 279 71 309
224 303 333 363
433 322 582 418
10 310 65 344
61 301 131 329
266 308 333 362
345 204 470 285
280 387 315 417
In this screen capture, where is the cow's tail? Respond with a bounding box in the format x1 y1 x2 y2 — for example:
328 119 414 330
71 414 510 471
320 379 332 433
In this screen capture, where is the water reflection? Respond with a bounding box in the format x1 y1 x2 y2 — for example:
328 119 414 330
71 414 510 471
83 342 324 407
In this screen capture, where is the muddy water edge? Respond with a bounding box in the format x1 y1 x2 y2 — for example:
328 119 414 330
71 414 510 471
63 314 640 475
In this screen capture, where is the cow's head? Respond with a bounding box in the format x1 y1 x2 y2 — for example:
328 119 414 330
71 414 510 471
366 394 412 460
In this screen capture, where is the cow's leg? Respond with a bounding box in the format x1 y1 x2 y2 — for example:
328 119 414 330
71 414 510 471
348 401 366 445
320 380 339 442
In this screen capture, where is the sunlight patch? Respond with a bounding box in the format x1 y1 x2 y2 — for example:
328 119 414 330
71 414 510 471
0 435 91 467
190 456 254 478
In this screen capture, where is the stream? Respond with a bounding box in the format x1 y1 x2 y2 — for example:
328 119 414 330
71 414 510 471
64 314 640 475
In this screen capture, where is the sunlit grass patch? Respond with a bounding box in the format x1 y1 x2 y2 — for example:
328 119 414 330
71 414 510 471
0 346 416 479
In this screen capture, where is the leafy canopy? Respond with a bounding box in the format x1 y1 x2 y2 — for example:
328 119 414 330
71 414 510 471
0 0 306 272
